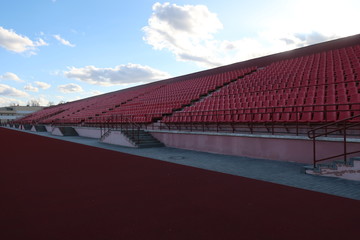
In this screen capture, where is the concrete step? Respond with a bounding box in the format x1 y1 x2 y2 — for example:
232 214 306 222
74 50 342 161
304 157 360 181
122 129 164 148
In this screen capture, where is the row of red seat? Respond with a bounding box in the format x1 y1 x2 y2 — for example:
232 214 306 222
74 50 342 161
90 68 255 123
18 67 254 124
163 103 360 123
163 44 360 124
25 81 166 124
16 41 360 126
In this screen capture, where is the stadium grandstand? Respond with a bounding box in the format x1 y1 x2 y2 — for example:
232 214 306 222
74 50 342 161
7 34 360 178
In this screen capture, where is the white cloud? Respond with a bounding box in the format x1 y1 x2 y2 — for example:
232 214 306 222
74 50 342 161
270 0 359 38
0 26 48 54
64 63 171 86
24 84 39 92
58 83 83 93
0 83 29 97
90 90 103 96
0 72 24 82
34 81 51 89
278 32 339 48
143 2 357 68
0 96 25 107
143 2 224 67
53 34 75 47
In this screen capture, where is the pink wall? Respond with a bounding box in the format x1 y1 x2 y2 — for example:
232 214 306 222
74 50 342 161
101 130 136 148
75 127 101 139
51 127 63 136
150 131 360 164
45 125 52 132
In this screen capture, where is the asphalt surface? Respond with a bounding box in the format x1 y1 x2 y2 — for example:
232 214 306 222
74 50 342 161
3 126 360 200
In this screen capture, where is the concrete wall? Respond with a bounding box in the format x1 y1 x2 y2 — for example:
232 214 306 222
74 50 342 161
100 130 136 148
150 131 360 164
74 127 102 139
51 127 63 136
45 125 52 132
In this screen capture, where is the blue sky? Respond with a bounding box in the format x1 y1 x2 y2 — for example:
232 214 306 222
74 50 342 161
0 0 359 107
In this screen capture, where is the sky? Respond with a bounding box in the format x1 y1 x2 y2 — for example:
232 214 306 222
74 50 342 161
0 0 359 107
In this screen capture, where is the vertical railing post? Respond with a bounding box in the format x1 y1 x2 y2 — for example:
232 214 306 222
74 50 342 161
325 105 328 137
138 125 140 145
250 108 253 134
190 112 193 132
202 111 205 132
216 110 219 132
296 106 299 136
344 121 347 164
272 107 274 135
313 131 316 168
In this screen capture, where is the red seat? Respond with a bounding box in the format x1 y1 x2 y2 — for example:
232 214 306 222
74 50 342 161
194 115 203 122
337 95 348 103
299 106 313 122
324 105 337 121
349 94 359 103
325 95 335 104
338 104 351 120
351 104 360 117
312 106 325 122
253 108 264 122
224 114 233 122
281 107 292 122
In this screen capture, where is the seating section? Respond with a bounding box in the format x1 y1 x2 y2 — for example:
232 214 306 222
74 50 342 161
18 68 254 124
42 82 166 124
164 45 360 124
19 82 166 124
16 39 360 126
90 68 255 123
17 104 69 124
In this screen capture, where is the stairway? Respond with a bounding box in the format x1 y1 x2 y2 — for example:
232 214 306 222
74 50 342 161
122 129 164 148
100 129 112 142
151 69 259 123
304 157 360 181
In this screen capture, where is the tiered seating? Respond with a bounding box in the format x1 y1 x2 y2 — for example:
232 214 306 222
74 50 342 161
17 67 254 125
163 45 360 124
15 36 360 127
99 68 255 123
26 82 166 124
16 104 69 124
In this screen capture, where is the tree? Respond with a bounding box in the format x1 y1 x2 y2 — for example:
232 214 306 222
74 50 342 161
27 100 40 107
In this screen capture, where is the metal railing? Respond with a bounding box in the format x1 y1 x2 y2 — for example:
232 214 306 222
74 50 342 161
11 102 360 142
307 114 360 167
96 115 142 145
33 102 360 137
154 102 360 135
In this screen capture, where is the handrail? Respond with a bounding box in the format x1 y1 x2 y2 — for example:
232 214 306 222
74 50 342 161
308 119 360 139
97 114 142 145
62 102 360 138
307 114 360 167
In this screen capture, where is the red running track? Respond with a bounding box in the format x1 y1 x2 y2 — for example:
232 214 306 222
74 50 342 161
0 127 359 240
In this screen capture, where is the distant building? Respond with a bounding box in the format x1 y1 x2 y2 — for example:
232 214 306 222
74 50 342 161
0 106 44 123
